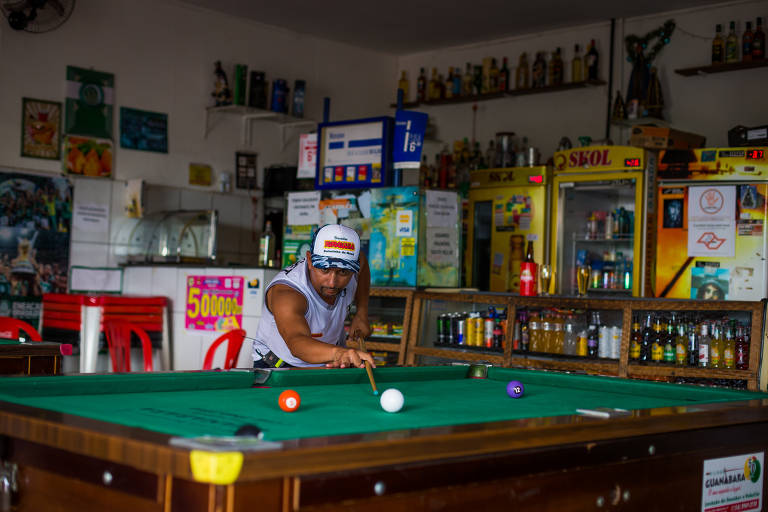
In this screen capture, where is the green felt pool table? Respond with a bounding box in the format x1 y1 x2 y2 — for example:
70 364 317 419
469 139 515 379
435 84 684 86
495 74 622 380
1 365 767 511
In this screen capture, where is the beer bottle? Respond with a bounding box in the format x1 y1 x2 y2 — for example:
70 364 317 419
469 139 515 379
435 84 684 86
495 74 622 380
417 68 427 101
709 322 722 368
489 58 500 92
675 320 687 366
712 24 725 64
462 63 474 96
698 323 711 368
662 318 675 364
725 21 739 63
258 220 276 267
629 316 641 360
515 52 530 89
687 321 699 367
753 18 765 59
641 313 653 362
549 48 564 86
743 21 754 62
723 321 735 369
571 44 583 82
651 316 664 362
499 57 510 92
519 239 537 296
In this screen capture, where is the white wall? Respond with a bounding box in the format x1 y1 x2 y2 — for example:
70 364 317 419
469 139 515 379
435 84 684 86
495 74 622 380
396 0 768 161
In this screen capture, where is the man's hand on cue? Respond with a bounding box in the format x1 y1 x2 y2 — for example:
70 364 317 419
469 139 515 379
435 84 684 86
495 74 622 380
327 347 376 369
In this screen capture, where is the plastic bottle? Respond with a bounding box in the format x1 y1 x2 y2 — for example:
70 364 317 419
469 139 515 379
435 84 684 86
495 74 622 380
563 316 577 355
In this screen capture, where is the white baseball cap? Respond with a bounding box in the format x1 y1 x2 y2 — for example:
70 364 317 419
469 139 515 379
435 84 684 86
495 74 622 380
310 224 361 272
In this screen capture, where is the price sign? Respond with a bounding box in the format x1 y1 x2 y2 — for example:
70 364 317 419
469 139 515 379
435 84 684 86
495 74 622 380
297 133 317 179
185 276 244 332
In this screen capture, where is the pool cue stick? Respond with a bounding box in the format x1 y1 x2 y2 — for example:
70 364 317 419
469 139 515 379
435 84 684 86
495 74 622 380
356 336 378 395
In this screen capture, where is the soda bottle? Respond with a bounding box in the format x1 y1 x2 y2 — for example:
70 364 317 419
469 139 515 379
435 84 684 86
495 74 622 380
519 239 537 296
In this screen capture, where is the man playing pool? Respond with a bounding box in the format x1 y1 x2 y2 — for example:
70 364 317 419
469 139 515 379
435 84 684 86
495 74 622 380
252 224 374 369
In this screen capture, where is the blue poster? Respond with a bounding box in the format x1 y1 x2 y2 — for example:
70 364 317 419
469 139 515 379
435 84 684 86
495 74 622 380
392 110 427 170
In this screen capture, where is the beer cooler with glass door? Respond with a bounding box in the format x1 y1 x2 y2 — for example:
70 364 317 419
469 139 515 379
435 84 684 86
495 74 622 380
550 145 655 297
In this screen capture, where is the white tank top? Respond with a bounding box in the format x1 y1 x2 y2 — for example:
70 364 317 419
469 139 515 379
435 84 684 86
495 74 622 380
251 258 358 367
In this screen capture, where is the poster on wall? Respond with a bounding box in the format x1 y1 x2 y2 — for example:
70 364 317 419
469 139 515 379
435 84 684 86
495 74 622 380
63 135 113 177
185 275 244 332
119 107 168 153
0 170 72 305
65 66 114 139
21 98 61 160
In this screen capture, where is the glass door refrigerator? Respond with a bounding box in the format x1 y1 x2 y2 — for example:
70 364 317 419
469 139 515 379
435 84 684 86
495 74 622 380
653 147 768 301
465 166 551 292
550 146 655 297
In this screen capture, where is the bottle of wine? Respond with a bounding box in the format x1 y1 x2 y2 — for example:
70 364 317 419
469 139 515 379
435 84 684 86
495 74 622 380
571 44 583 82
753 17 765 59
585 39 599 80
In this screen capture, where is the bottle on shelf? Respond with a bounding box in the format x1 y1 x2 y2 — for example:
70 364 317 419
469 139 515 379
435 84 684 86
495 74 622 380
698 323 711 368
563 316 577 356
519 239 537 296
572 44 583 82
585 39 599 80
712 24 725 65
723 321 735 369
710 322 723 369
258 220 276 268
416 68 427 102
452 67 462 97
651 316 664 362
586 311 600 359
549 47 564 86
577 328 588 357
743 21 754 62
531 52 547 88
687 320 699 367
489 58 500 92
499 57 510 92
462 63 474 96
428 68 439 100
515 52 530 89
674 319 688 366
629 316 641 360
725 21 740 63
753 17 765 59
663 318 675 364
397 71 409 101
443 70 453 100
735 324 749 369
472 65 483 95
528 312 541 352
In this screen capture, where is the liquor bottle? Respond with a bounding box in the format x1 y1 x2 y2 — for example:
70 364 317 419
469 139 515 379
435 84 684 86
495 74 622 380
452 67 462 97
571 44 583 82
698 323 711 368
519 239 537 296
397 71 409 101
428 68 439 100
629 316 641 360
675 320 687 366
753 17 766 59
735 324 748 369
640 313 653 362
437 73 446 99
687 321 699 367
531 52 546 88
725 21 739 63
743 21 754 61
462 63 474 96
417 68 427 102
515 52 530 89
712 24 725 64
723 321 735 369
519 310 530 352
489 58 500 92
586 311 600 359
499 57 510 92
651 317 664 362
710 322 722 368
585 39 599 80
549 47 564 86
473 65 483 95
258 220 276 267
444 70 453 99
663 318 675 364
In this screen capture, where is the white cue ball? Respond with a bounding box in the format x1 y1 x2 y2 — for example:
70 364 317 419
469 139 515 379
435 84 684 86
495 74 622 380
380 388 404 413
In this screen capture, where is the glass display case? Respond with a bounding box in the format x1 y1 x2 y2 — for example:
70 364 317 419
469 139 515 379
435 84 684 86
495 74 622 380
346 288 414 366
117 210 218 264
406 292 765 390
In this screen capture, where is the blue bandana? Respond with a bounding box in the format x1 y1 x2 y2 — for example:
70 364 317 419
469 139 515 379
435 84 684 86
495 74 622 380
310 254 360 273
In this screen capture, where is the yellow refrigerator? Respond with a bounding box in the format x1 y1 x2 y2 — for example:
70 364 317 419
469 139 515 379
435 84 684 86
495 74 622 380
550 146 655 297
465 166 551 292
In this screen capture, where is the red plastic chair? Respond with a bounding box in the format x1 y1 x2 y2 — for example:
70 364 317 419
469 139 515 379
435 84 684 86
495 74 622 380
202 329 246 371
104 319 154 373
0 317 42 342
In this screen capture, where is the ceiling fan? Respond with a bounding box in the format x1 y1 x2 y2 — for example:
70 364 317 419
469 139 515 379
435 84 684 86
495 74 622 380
1 0 75 33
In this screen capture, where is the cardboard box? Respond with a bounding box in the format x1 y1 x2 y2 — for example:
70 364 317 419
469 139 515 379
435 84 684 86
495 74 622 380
629 126 706 150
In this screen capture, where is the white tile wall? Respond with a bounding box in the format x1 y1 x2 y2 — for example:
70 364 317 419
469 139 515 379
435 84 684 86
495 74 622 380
180 189 212 211
145 185 181 214
150 266 178 304
70 242 110 268
173 311 202 370
122 266 152 294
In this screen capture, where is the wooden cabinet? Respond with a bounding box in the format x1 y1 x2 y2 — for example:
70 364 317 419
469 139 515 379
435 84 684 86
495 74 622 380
405 292 766 390
347 287 415 366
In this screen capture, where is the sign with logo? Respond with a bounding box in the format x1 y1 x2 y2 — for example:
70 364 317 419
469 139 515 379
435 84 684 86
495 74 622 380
553 146 644 172
392 110 428 170
185 275 244 332
297 133 318 179
688 186 736 257
396 209 413 237
701 452 763 512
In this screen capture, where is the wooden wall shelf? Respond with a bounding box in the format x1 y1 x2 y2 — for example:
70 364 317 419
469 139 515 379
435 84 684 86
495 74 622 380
674 59 768 76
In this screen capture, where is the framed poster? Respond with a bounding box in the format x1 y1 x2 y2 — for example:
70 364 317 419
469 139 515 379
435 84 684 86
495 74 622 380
119 107 168 153
21 98 61 160
235 151 258 189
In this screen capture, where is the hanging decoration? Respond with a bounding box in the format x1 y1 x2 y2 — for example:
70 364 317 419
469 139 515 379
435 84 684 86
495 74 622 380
625 19 676 65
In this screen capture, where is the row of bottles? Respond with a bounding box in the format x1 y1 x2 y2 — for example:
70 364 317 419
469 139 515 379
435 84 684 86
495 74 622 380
512 309 621 359
585 208 634 240
419 135 536 190
712 18 765 64
577 250 633 291
395 41 600 102
435 306 508 351
629 313 750 370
